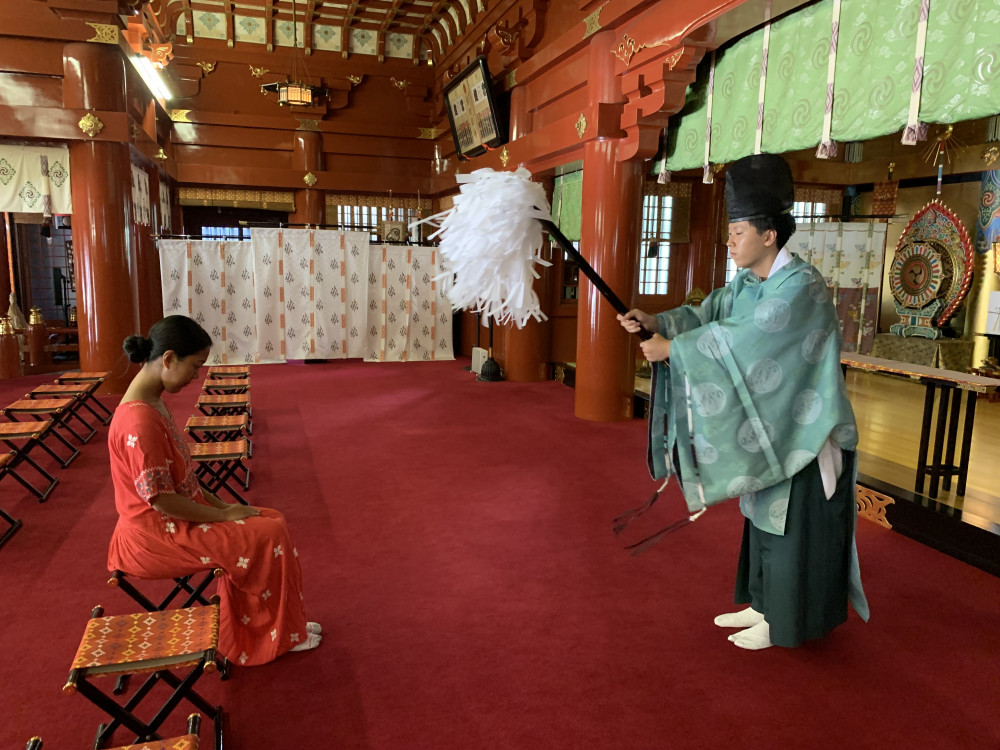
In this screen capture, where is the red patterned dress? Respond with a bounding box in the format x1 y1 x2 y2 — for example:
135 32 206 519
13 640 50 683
107 400 308 666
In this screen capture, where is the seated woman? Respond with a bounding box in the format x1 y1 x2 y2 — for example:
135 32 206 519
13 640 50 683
107 315 321 666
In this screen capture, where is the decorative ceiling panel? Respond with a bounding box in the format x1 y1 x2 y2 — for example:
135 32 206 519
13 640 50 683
155 0 479 63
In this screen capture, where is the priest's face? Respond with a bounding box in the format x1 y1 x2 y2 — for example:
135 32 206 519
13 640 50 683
727 221 778 277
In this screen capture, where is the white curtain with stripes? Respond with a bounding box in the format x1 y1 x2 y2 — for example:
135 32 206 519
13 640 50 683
159 240 258 365
158 231 453 364
364 244 454 362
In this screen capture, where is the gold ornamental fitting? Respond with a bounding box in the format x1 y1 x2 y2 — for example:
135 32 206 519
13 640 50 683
69 306 77 324
0 316 14 335
29 306 44 325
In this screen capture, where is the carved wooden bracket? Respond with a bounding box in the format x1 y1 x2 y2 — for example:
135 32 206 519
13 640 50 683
618 43 708 162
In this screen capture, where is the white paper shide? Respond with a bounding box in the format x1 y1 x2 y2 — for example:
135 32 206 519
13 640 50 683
411 167 552 328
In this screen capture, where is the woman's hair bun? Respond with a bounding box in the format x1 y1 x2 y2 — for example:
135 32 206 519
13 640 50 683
122 335 153 363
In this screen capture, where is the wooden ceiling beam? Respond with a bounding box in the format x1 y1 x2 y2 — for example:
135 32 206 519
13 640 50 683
224 1 234 48
265 0 274 50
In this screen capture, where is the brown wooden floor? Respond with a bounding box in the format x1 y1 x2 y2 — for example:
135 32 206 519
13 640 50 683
629 367 1000 530
846 370 1000 530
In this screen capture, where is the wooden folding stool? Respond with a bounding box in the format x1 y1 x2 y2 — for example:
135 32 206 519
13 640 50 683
108 568 224 612
27 383 101 440
185 414 253 458
55 370 114 424
0 422 62 499
64 605 226 750
24 712 204 750
189 439 251 505
3 399 85 463
201 377 250 396
0 479 24 549
195 394 252 435
206 365 249 380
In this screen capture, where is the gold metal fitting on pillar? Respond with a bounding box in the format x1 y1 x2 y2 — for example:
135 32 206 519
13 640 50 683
29 307 44 325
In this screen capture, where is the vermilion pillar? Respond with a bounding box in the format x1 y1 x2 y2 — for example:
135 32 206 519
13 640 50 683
574 32 645 421
503 86 551 382
289 131 324 225
64 42 139 394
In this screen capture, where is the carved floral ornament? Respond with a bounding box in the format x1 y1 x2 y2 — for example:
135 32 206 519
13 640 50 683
612 34 682 68
78 112 104 138
249 65 269 79
196 61 216 75
575 113 587 139
499 147 510 167
303 172 318 187
85 22 120 45
855 485 894 529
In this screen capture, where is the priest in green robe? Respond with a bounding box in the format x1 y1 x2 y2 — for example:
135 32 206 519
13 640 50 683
619 153 868 650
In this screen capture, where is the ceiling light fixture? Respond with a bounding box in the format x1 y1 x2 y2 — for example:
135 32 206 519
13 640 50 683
261 0 328 106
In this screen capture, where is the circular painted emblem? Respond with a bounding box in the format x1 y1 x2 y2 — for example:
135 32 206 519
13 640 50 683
754 298 792 333
691 382 727 417
889 241 944 308
745 358 783 394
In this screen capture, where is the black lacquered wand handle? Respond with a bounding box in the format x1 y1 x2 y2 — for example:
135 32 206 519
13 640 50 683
538 217 653 341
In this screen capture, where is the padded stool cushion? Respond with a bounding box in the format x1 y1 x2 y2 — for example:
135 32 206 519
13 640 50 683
70 606 219 674
185 415 248 430
103 733 199 750
189 440 248 460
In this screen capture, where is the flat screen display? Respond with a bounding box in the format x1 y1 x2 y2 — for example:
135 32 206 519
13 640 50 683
442 56 506 158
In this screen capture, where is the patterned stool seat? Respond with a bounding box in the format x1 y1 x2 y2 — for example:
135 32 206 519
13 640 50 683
64 606 225 749
185 414 252 458
55 370 111 382
67 606 219 677
207 365 249 379
104 733 199 750
201 378 250 395
34 378 112 426
195 395 252 434
3 398 82 464
189 439 251 505
28 383 100 438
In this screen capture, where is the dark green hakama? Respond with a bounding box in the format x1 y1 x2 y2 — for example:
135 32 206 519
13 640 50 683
733 452 856 648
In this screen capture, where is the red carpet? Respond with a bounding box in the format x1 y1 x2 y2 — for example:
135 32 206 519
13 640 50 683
1 361 998 749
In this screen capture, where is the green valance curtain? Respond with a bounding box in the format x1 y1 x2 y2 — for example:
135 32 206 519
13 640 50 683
551 170 583 242
660 0 1000 172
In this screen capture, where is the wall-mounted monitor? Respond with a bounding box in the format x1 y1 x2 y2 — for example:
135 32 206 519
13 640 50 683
442 56 508 159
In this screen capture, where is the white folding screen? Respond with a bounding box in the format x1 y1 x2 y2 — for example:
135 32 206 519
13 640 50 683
790 222 887 354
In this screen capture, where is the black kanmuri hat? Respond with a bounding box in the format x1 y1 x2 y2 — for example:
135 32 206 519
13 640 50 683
724 153 795 222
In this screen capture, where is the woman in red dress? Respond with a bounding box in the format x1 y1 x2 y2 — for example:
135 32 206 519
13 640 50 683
107 315 321 665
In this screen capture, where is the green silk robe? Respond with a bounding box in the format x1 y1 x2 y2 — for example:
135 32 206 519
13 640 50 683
647 253 869 621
